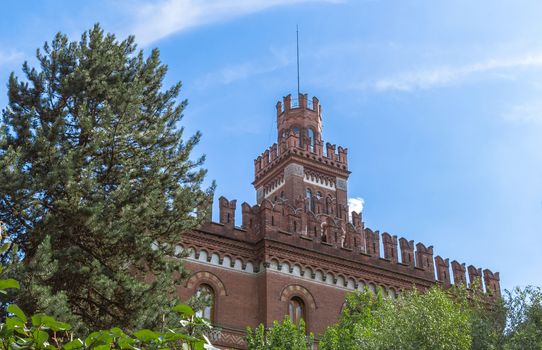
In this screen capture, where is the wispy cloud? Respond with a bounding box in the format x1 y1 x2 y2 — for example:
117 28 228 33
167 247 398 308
356 52 542 92
195 47 290 88
0 50 24 66
502 102 542 125
128 0 342 46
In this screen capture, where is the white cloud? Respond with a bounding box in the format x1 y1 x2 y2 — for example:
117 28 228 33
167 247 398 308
195 47 290 88
357 52 542 92
502 102 542 125
129 0 343 46
348 197 365 213
0 50 24 66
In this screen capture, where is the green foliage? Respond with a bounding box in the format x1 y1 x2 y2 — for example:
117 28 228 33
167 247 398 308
448 282 506 349
321 284 542 350
0 301 217 350
502 286 542 349
0 23 214 333
319 287 385 350
246 316 314 350
321 286 472 350
0 232 217 349
380 287 472 350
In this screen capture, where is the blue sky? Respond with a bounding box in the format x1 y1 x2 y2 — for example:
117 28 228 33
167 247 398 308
1 0 541 291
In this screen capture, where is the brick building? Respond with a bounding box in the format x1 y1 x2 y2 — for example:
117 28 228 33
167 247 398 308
177 93 501 349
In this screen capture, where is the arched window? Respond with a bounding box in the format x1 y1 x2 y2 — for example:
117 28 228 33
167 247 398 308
305 188 313 212
195 284 214 321
293 127 302 147
307 128 315 152
288 297 305 326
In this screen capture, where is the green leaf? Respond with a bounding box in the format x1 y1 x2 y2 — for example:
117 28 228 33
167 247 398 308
85 331 113 348
33 329 49 345
133 329 159 342
109 327 126 337
118 337 137 350
93 345 111 350
172 304 194 317
7 304 27 322
0 243 11 254
192 340 205 350
31 314 45 327
6 316 25 331
0 278 20 290
64 339 85 350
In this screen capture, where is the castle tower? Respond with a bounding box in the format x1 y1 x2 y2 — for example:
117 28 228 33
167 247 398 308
253 93 351 221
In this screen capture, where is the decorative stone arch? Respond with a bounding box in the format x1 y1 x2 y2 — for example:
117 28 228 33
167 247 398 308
232 257 244 270
357 279 367 291
324 271 335 284
221 254 233 267
233 255 247 266
280 284 317 310
196 248 211 262
302 265 314 278
280 259 295 273
314 269 325 282
336 274 347 287
186 271 227 296
185 246 197 258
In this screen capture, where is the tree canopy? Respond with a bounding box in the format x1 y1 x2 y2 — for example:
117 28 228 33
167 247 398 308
246 316 313 350
0 24 213 333
319 286 473 350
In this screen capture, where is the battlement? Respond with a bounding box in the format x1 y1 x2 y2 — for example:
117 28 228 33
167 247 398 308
254 139 348 181
276 94 321 116
202 195 501 296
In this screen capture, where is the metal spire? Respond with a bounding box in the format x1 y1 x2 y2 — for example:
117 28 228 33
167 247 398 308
296 25 300 96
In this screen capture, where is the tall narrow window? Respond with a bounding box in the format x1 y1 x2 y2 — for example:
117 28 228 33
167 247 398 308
195 284 215 321
293 127 302 147
288 297 305 326
307 128 315 152
305 188 313 212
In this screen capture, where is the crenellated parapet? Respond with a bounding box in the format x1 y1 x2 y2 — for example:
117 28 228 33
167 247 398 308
415 243 434 273
254 139 348 182
483 269 501 297
207 195 501 296
435 256 451 288
364 228 381 258
399 238 415 267
451 260 467 286
468 265 483 292
382 232 398 263
219 196 237 229
241 202 260 234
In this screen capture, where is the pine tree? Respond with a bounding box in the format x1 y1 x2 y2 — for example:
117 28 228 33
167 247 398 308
0 24 214 333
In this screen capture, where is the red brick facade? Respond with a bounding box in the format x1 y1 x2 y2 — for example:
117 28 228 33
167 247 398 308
177 93 501 349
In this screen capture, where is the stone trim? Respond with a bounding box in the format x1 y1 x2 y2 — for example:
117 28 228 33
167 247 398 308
280 284 317 309
186 271 227 296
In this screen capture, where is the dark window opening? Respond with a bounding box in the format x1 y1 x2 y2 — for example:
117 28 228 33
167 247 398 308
195 284 215 322
288 297 305 326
